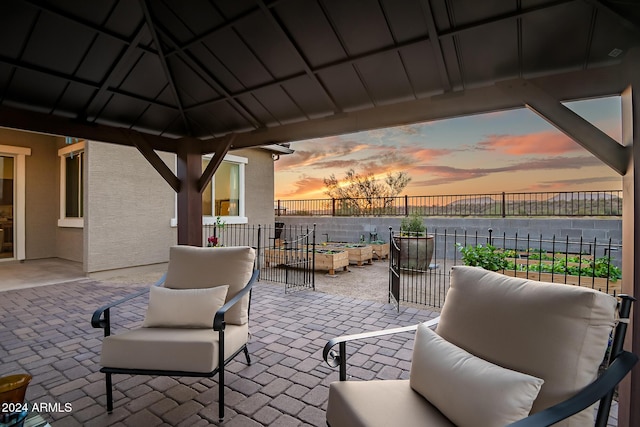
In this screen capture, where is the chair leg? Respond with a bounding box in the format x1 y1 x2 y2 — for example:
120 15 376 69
244 346 251 365
219 364 225 422
105 373 113 414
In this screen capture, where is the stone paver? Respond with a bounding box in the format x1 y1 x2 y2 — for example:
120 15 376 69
0 278 619 426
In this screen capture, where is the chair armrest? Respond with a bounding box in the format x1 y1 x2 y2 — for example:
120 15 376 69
323 316 440 380
90 273 167 334
213 269 259 331
507 351 638 427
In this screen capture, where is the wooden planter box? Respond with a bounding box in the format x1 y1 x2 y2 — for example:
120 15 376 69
501 270 621 295
313 249 349 275
370 243 389 260
326 243 373 266
264 248 306 267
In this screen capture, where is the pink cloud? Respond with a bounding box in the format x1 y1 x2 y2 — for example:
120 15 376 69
478 132 581 155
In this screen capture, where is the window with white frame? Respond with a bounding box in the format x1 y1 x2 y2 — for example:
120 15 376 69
202 154 247 224
58 141 85 228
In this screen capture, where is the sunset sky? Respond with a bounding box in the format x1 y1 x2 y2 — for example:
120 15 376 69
274 96 622 200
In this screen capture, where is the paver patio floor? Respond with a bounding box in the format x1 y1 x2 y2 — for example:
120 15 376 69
0 278 438 426
0 277 619 426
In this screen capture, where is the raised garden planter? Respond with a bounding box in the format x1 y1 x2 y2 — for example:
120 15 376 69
326 243 373 266
264 248 306 267
501 270 621 295
313 249 349 275
369 242 389 260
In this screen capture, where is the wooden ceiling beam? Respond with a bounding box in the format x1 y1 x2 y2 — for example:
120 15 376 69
0 105 179 152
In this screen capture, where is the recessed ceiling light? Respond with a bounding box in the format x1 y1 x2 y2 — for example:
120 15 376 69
609 48 623 58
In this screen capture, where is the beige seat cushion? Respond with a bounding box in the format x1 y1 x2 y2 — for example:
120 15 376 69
142 285 228 328
164 245 256 325
100 323 248 373
436 266 617 427
411 323 544 427
327 380 454 427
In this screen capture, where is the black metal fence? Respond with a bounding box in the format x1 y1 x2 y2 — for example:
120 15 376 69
275 190 622 217
203 223 316 292
392 228 622 309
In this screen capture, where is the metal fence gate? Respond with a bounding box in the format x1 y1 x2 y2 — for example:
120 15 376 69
389 232 400 311
204 223 315 293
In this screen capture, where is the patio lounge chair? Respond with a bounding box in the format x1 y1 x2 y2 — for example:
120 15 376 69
92 245 258 421
324 265 637 427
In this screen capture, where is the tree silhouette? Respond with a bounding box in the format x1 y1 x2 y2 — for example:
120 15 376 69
323 169 411 215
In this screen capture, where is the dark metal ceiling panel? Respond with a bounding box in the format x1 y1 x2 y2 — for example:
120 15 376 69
522 2 593 76
281 75 335 119
21 13 94 75
355 51 415 105
166 56 217 106
4 68 67 111
203 28 273 88
0 2 37 58
457 20 519 87
318 64 374 112
252 84 304 124
40 0 118 26
117 53 169 101
134 104 182 136
211 0 257 22
103 1 143 36
97 93 150 127
192 102 254 135
235 93 275 126
234 12 302 80
450 0 517 26
399 42 445 97
322 0 395 56
74 35 130 83
588 9 639 67
274 0 347 68
54 82 95 117
186 44 244 94
157 0 224 42
381 0 428 43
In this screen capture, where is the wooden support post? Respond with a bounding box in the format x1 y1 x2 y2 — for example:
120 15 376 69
177 138 203 246
620 83 640 427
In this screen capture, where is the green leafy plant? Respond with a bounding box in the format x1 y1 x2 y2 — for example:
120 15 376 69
456 243 508 272
400 213 426 236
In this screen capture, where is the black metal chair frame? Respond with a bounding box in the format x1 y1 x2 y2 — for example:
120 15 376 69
92 269 259 421
323 295 638 427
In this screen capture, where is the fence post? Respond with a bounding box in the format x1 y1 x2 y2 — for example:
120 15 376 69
404 195 409 216
502 192 506 218
277 200 281 216
332 198 336 216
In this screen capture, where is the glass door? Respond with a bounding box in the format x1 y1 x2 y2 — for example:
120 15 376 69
0 156 14 259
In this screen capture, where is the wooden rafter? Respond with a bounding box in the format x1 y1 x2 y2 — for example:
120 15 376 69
198 134 236 194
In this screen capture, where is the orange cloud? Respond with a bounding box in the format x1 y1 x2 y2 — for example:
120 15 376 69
276 175 326 199
478 132 581 155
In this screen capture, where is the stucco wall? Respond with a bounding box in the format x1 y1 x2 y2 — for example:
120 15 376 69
0 128 58 260
233 148 276 226
85 142 176 273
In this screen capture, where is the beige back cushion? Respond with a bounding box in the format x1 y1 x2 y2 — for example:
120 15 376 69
164 245 256 325
436 266 616 427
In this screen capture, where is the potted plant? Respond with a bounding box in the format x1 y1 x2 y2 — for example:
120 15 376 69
394 213 434 270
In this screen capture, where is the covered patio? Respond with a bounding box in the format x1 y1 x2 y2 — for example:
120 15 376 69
1 0 639 425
